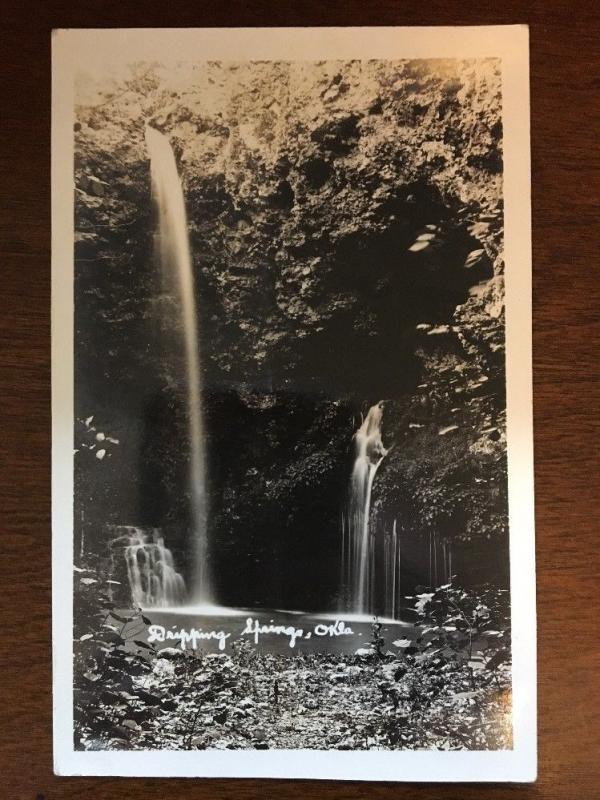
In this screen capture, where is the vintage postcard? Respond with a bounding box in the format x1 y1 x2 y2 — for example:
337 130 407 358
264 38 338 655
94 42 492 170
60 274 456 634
52 26 535 780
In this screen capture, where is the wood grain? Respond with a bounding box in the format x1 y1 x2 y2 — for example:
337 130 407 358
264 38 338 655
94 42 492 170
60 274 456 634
1 2 599 798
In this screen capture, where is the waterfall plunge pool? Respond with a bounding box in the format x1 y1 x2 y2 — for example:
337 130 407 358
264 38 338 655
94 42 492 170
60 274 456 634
124 607 414 656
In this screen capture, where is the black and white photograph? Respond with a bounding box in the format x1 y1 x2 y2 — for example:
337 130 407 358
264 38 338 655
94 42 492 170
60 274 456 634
52 26 535 781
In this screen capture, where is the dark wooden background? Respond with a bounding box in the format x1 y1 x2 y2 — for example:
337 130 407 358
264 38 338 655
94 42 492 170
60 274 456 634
1 2 599 798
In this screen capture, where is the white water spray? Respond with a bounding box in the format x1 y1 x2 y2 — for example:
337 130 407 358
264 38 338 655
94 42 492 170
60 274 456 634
145 126 212 604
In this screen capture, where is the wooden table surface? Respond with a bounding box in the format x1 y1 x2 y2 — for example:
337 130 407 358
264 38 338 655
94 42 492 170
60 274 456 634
1 2 599 798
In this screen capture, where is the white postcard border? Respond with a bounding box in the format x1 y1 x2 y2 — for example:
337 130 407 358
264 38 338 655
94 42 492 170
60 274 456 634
52 25 535 782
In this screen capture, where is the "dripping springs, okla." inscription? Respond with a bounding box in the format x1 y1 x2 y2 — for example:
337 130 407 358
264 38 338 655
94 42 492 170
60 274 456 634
147 618 354 650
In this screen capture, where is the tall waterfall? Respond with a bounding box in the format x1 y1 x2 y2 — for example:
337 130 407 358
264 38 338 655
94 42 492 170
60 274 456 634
342 402 388 615
145 126 212 605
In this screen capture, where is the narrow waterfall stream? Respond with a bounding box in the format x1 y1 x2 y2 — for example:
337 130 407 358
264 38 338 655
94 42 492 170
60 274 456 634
428 530 453 587
383 518 401 619
145 126 212 605
342 402 388 615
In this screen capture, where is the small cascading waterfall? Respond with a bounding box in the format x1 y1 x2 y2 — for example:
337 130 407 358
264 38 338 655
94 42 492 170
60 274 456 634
342 402 388 615
145 126 213 605
111 526 187 608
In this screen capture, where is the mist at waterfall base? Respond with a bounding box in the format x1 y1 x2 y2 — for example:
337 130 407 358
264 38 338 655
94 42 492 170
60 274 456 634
75 127 509 640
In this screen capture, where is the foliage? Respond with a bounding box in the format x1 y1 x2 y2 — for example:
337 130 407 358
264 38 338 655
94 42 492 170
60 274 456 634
73 571 511 752
410 582 511 664
371 583 512 749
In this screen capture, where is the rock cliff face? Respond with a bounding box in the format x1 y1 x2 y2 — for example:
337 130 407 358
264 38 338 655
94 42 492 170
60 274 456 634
74 59 508 610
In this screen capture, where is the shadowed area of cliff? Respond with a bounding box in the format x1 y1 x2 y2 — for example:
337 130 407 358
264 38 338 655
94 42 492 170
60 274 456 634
73 59 507 612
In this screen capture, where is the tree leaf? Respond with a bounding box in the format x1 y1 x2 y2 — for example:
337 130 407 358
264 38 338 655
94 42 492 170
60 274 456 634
110 612 133 623
134 640 155 650
485 649 509 671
